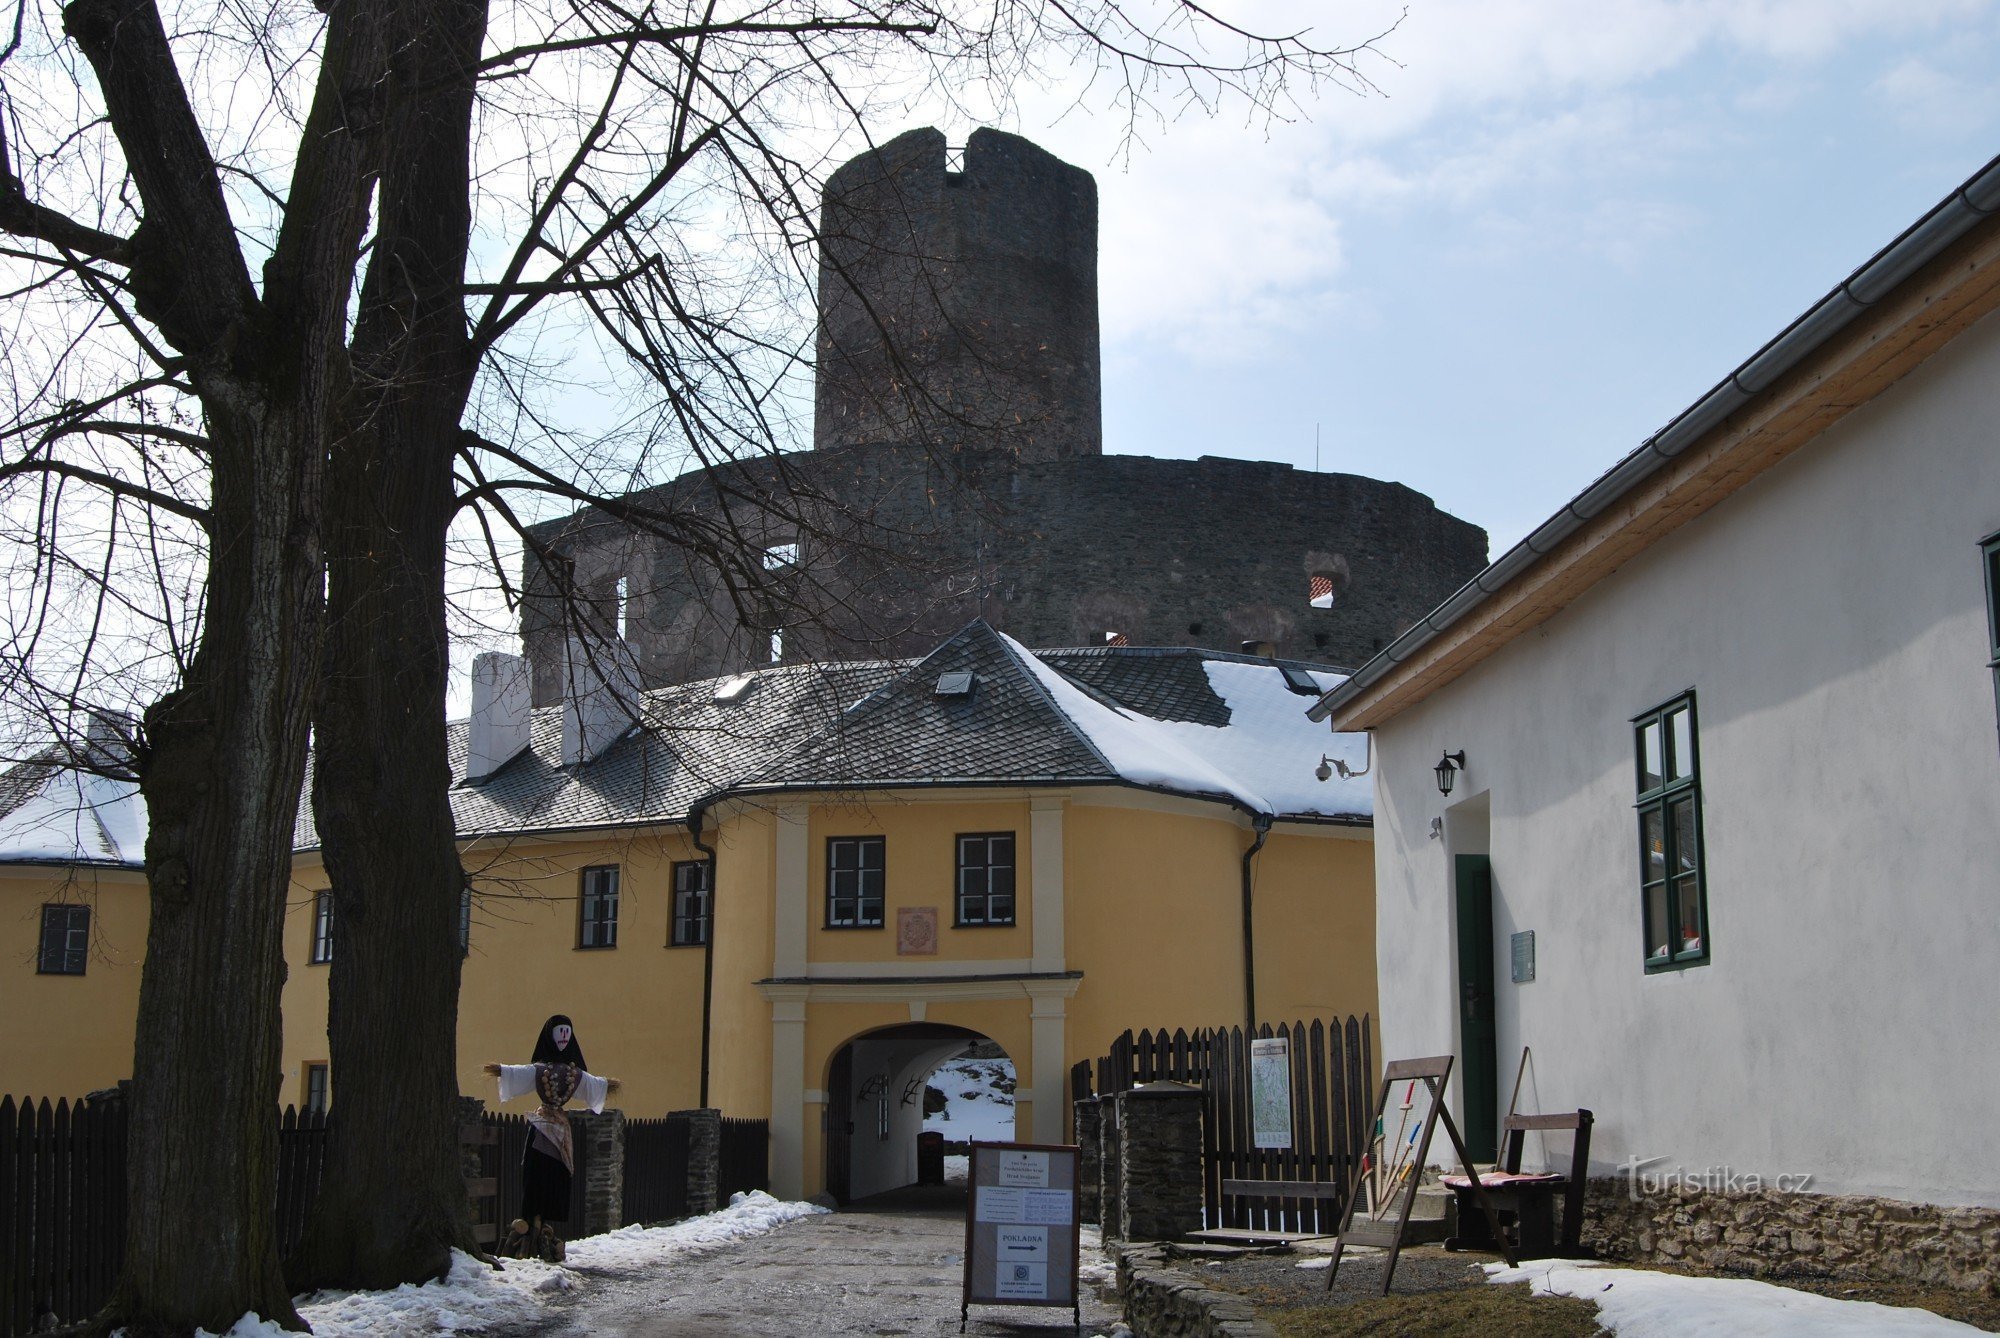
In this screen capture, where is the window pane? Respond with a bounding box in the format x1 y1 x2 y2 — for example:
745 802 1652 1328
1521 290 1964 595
1638 721 1663 792
860 839 882 870
1674 875 1703 955
991 893 1014 923
1669 709 1694 782
1646 883 1671 963
1639 809 1665 883
1670 798 1698 876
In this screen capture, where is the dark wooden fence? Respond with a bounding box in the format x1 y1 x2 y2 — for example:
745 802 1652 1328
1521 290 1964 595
718 1117 769 1199
1072 1016 1375 1235
621 1117 692 1225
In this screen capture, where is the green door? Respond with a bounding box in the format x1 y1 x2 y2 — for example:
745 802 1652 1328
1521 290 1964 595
1454 855 1498 1163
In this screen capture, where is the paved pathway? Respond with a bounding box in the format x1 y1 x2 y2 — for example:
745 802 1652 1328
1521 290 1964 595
513 1187 1124 1337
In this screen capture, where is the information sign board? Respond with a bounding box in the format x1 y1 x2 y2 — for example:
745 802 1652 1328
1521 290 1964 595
961 1141 1081 1332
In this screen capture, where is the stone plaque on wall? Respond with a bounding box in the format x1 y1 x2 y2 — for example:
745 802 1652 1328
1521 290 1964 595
898 907 938 955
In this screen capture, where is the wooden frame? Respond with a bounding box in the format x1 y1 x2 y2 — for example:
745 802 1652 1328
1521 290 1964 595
1324 1055 1515 1295
960 1140 1081 1334
1444 1109 1594 1260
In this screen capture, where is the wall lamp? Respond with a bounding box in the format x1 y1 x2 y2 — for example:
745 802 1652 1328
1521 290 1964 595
1434 750 1467 796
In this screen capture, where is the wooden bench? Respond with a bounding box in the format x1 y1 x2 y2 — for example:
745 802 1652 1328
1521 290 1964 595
1442 1109 1593 1260
1190 1180 1347 1244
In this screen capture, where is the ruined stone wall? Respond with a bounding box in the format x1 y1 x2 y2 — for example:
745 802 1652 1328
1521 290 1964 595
815 127 1100 462
520 443 1488 704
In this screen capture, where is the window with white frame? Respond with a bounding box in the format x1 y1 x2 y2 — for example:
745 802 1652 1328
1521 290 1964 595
955 833 1016 926
37 904 88 975
578 865 620 948
671 860 711 946
310 890 334 964
826 837 885 927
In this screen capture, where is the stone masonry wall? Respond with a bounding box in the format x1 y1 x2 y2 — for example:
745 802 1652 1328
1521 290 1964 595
522 443 1488 702
1582 1178 2000 1294
571 1110 626 1237
1112 1243 1277 1338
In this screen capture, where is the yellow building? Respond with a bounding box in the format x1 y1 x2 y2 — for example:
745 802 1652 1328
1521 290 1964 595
2 622 1377 1202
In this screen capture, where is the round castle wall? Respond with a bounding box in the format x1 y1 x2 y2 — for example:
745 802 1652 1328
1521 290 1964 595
521 443 1488 703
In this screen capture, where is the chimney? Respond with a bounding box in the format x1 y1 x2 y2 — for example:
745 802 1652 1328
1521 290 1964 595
559 636 643 766
467 652 533 782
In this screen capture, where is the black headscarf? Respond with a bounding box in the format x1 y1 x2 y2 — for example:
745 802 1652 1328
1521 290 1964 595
531 1014 587 1071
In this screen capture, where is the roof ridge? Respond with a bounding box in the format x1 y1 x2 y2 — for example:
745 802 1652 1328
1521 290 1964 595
992 630 1122 780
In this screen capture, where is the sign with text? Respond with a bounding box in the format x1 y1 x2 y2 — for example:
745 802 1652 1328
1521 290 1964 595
1251 1036 1294 1150
962 1141 1081 1327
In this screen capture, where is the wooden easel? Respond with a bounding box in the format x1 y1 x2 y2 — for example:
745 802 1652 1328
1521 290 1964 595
1325 1055 1516 1294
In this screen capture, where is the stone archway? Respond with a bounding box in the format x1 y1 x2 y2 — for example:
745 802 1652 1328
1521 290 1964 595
825 1023 1014 1204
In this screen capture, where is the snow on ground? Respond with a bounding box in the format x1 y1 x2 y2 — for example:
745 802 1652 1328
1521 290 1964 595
1486 1258 1986 1336
923 1055 1015 1144
185 1191 827 1337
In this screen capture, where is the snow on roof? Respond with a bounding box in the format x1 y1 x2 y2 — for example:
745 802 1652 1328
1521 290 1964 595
1006 634 1370 820
0 765 147 868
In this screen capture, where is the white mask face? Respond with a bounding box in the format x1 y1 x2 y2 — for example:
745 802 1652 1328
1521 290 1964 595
553 1024 573 1050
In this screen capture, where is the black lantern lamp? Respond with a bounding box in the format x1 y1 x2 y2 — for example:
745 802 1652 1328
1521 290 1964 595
1434 751 1466 796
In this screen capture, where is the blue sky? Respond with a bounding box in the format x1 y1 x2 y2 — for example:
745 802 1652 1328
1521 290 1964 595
948 0 2000 553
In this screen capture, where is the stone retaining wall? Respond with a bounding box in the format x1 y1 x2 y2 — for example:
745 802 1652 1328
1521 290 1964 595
1582 1179 2000 1294
1111 1243 1277 1338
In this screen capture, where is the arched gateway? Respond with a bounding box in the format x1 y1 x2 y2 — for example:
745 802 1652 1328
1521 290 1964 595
825 1023 1014 1204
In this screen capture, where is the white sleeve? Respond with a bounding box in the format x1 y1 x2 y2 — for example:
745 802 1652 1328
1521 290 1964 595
497 1064 538 1104
577 1070 609 1114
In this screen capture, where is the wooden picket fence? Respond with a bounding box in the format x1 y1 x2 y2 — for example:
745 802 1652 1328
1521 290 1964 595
1072 1016 1375 1235
622 1116 692 1225
718 1117 769 1199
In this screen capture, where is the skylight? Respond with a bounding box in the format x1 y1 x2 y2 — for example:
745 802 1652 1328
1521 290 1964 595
714 673 756 703
1278 664 1323 696
934 671 976 698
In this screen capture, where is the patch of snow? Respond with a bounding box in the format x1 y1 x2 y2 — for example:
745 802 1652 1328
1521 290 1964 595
0 766 146 866
1485 1258 1985 1336
184 1191 826 1336
943 1154 969 1184
924 1056 1015 1144
566 1189 828 1271
1010 636 1370 819
1294 1256 1333 1269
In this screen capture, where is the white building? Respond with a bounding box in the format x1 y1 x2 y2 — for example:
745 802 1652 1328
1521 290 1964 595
1311 153 2000 1289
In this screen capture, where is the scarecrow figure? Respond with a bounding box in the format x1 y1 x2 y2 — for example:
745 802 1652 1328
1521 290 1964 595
484 1014 617 1261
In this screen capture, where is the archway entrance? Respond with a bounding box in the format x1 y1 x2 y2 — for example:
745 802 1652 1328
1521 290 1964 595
825 1024 1015 1204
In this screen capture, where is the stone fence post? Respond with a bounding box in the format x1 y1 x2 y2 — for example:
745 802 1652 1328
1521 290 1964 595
1115 1081 1204 1243
570 1109 626 1236
1099 1096 1123 1238
1073 1097 1103 1225
669 1108 723 1216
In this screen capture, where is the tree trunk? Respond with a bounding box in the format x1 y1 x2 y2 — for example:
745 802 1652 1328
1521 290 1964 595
106 398 324 1334
287 0 488 1290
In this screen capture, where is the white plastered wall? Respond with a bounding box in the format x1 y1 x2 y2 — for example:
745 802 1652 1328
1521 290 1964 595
1370 307 2000 1207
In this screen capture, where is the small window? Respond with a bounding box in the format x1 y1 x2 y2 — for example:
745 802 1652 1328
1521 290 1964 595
37 904 88 975
579 865 621 948
303 1062 330 1117
769 628 784 664
956 834 1016 926
458 884 473 957
614 575 630 640
1103 631 1127 647
1983 530 2000 746
310 891 334 965
1634 693 1707 971
826 837 885 928
671 860 712 946
1308 574 1336 608
763 541 799 570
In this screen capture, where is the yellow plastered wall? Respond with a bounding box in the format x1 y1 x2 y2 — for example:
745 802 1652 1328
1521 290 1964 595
1061 799 1378 1074
279 826 714 1118
706 807 776 1118
0 867 148 1097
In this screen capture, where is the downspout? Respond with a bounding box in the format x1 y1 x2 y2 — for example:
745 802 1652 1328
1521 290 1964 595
688 801 718 1109
1240 813 1273 1033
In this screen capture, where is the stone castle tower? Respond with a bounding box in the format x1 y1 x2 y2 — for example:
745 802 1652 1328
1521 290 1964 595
520 130 1488 703
815 128 1101 461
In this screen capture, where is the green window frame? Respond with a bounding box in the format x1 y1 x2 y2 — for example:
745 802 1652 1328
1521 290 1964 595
1982 530 2000 750
825 837 885 928
1634 693 1708 971
578 865 620 948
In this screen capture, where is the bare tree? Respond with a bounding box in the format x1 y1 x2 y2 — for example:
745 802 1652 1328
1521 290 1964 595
0 0 1389 1325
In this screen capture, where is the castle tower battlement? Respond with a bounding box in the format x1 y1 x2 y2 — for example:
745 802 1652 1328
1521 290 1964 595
815 127 1101 462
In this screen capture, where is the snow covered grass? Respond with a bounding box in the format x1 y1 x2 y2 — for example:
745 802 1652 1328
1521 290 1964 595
1485 1258 1988 1336
186 1191 827 1336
